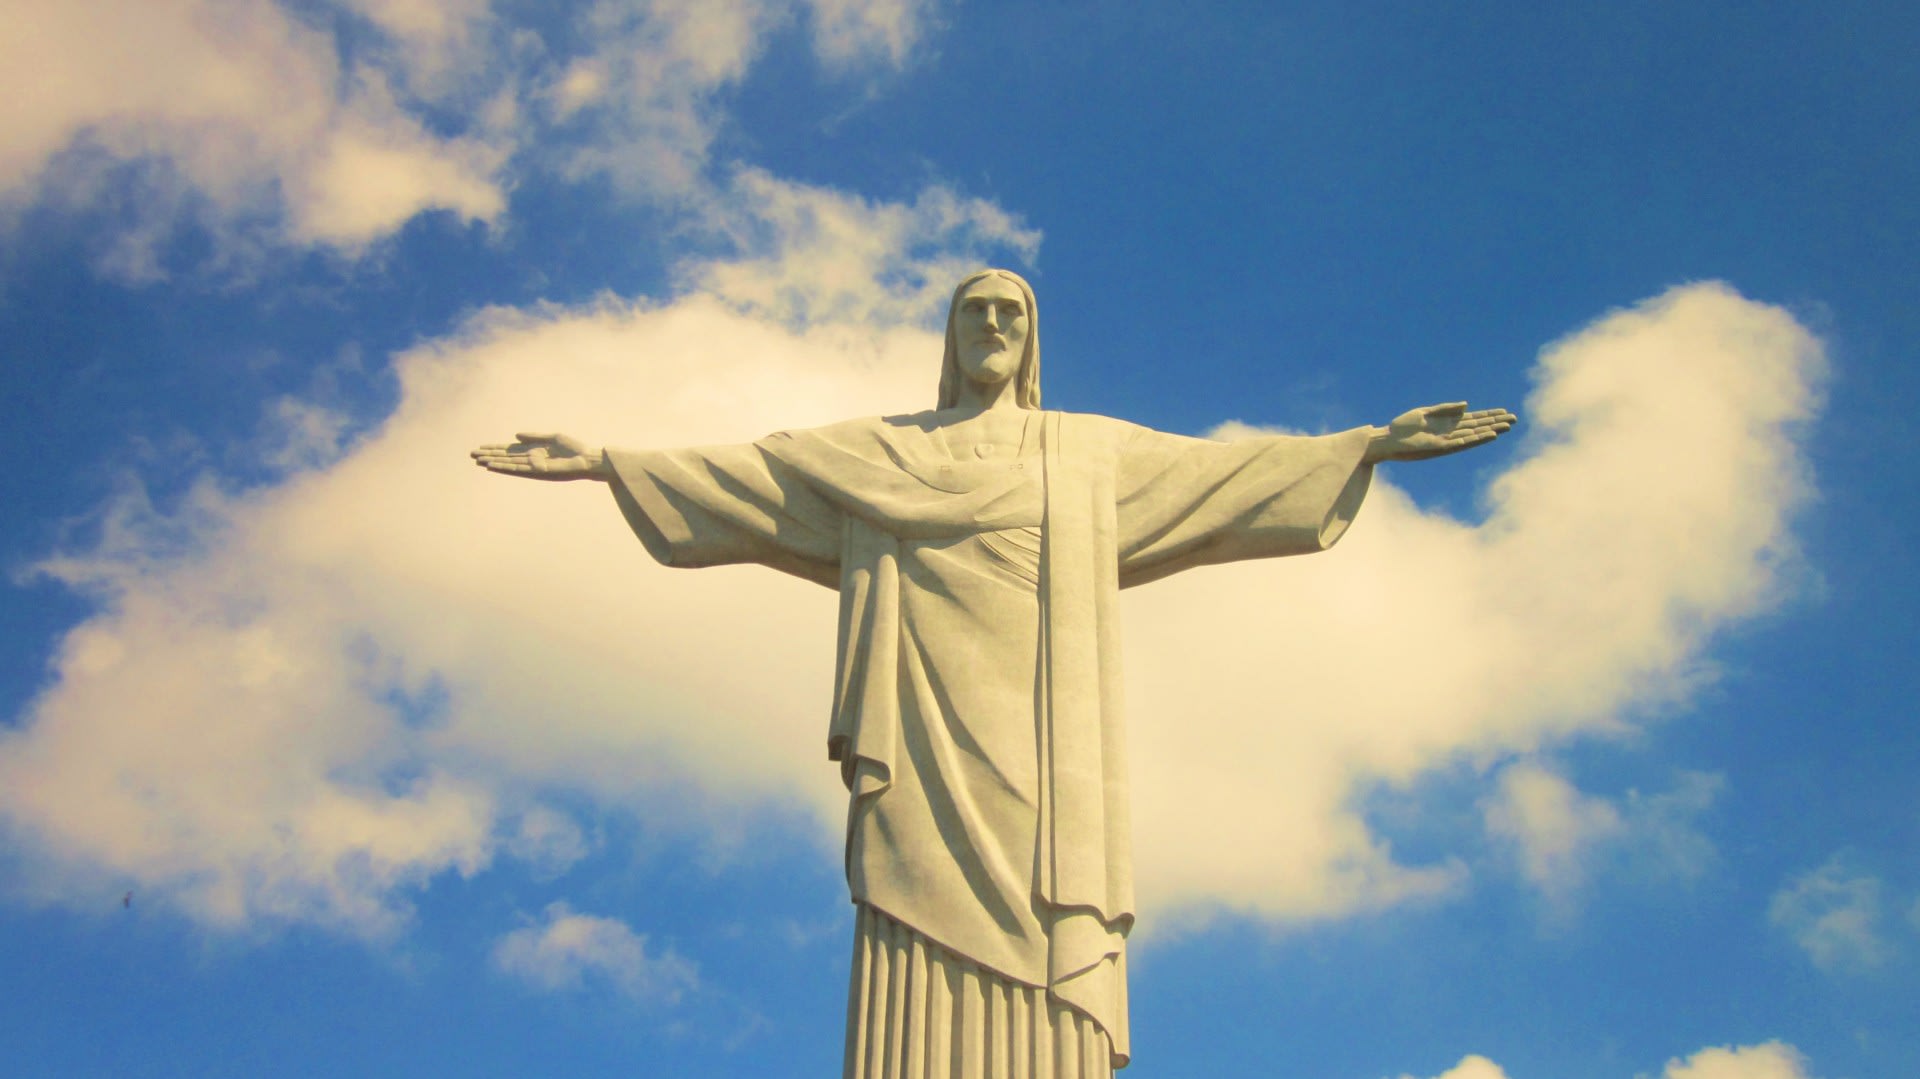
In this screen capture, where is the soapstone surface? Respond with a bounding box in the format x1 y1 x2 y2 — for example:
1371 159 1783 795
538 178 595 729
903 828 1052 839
471 270 1515 1076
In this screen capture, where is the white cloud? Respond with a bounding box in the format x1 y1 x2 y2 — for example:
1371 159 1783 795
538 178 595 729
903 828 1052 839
539 0 775 196
1618 771 1723 877
0 207 1822 934
286 71 509 248
493 902 697 1002
1655 1041 1814 1079
0 0 509 266
0 478 496 933
1124 283 1821 922
1481 763 1720 905
1394 1042 1816 1079
505 805 593 879
1769 857 1891 971
338 0 493 98
0 0 948 268
803 0 933 69
0 177 1018 932
532 0 946 195
1483 761 1623 896
684 166 1043 326
1393 1054 1511 1079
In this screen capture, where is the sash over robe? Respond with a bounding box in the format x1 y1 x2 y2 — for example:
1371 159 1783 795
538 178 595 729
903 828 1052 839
605 410 1374 1069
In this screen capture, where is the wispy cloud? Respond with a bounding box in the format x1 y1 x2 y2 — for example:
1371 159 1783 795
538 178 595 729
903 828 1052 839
0 0 509 270
1483 761 1624 897
683 166 1043 326
493 901 697 1002
0 0 949 272
1481 762 1720 909
1769 856 1893 972
803 0 935 69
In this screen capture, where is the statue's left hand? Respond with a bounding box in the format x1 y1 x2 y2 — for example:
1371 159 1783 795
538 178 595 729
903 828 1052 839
1365 403 1516 463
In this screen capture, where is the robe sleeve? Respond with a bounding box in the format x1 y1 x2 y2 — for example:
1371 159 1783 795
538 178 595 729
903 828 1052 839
603 439 845 589
1114 424 1375 588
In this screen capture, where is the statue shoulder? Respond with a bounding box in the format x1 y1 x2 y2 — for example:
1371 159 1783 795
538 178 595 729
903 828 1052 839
761 413 897 444
763 410 1148 454
756 414 930 469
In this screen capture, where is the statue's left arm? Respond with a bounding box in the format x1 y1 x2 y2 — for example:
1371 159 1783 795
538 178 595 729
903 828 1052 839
1112 402 1514 588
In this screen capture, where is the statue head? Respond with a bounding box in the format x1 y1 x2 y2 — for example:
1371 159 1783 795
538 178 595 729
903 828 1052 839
938 269 1041 410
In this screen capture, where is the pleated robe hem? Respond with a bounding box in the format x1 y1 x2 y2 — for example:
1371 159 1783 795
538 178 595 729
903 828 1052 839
846 904 1120 1079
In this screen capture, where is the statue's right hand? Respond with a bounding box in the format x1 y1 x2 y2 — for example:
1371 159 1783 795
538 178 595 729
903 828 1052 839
470 432 610 482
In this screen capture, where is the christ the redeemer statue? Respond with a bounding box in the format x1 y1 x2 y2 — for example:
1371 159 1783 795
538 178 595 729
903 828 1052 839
472 270 1514 1078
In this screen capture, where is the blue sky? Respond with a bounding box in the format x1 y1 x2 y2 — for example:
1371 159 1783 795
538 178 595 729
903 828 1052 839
2 3 1916 1077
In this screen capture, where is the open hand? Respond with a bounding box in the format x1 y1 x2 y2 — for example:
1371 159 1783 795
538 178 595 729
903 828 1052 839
469 432 610 481
1365 403 1516 463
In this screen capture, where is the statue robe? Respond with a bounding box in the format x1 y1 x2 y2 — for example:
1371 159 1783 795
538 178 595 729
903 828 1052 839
604 410 1374 1073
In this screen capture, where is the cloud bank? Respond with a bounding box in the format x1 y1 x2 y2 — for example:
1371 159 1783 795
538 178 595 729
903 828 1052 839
1124 282 1822 920
0 0 941 271
0 174 1032 932
0 224 1825 938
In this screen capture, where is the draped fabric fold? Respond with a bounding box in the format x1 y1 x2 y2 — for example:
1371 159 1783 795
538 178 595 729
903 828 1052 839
605 410 1374 1073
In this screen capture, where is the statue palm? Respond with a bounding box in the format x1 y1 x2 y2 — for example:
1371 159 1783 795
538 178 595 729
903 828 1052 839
469 432 608 480
1366 403 1516 463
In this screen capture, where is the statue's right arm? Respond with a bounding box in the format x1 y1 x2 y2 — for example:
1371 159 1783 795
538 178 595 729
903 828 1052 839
469 432 614 482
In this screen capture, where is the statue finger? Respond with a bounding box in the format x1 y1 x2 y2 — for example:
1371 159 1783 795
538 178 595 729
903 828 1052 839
515 431 559 444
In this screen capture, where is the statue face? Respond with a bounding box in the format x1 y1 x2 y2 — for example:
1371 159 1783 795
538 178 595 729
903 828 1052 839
953 275 1030 389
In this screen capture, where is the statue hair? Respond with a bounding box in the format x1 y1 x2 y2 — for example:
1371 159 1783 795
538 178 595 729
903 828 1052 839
937 269 1041 410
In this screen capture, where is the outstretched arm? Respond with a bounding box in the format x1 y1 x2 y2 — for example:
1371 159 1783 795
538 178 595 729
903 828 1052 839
470 432 614 481
1363 403 1516 464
